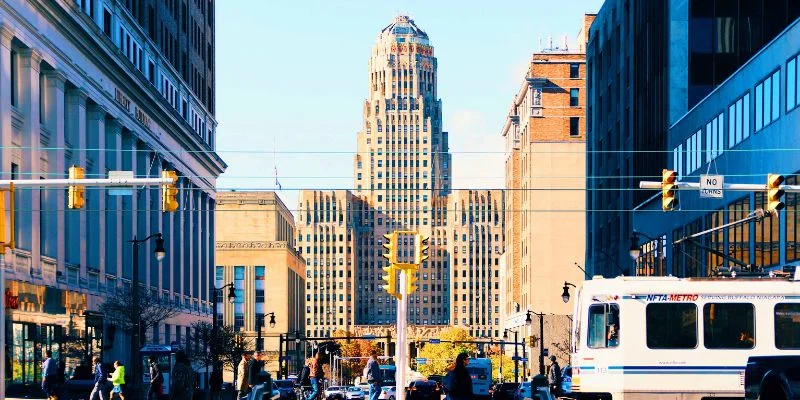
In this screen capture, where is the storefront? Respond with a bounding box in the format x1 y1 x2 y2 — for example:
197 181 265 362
4 281 104 395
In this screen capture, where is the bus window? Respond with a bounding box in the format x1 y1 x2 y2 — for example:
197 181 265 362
775 303 800 349
703 303 755 349
646 303 697 349
587 303 619 348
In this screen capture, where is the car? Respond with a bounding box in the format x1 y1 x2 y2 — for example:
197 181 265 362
406 380 440 400
357 383 371 394
560 366 572 395
324 385 347 400
514 381 532 400
491 382 519 400
274 379 298 400
345 386 366 400
377 385 396 400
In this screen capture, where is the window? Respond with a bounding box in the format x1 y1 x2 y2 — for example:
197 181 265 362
569 117 579 136
103 8 112 36
789 54 800 112
728 93 750 148
570 88 580 107
646 303 697 349
570 63 579 79
587 303 619 348
775 303 800 349
755 70 781 132
10 50 17 107
703 303 755 349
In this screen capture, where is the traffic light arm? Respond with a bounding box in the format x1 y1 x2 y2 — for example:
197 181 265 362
0 177 173 188
641 181 800 192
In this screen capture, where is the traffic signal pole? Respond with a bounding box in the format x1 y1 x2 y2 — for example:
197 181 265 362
396 271 408 400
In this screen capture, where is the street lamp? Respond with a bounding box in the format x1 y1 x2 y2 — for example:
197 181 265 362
562 282 577 303
629 234 642 260
130 232 166 396
525 310 546 376
256 312 277 351
630 231 664 276
502 328 520 382
210 282 235 365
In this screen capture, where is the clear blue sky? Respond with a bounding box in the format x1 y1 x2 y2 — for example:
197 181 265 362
215 0 603 212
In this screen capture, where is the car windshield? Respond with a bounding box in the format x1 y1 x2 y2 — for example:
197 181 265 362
348 387 361 392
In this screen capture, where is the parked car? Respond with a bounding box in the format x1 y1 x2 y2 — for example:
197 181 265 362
345 386 366 400
491 382 519 400
560 366 572 396
744 355 800 399
377 385 396 400
274 379 297 400
324 386 347 400
406 380 440 400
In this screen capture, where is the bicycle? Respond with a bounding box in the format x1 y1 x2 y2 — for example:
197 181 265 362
294 384 320 400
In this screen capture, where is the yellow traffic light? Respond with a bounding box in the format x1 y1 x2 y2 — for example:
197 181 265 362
529 335 537 348
161 170 179 212
68 166 85 209
414 234 429 265
405 270 418 294
661 169 679 211
767 174 785 214
382 232 397 265
381 265 397 298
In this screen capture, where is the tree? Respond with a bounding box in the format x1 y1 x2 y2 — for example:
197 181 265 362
335 337 383 384
416 327 477 376
99 289 180 346
186 322 225 391
488 353 515 383
222 329 253 386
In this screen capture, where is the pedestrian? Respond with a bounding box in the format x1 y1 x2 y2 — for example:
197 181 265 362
210 362 224 400
547 355 562 396
442 352 473 400
364 350 382 400
107 361 126 400
236 352 252 399
248 351 264 388
41 350 58 400
148 356 164 400
170 350 194 400
89 357 107 400
305 351 322 400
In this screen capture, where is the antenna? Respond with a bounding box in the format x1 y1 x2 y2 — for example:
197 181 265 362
548 36 553 49
538 36 542 52
563 34 569 50
273 138 281 191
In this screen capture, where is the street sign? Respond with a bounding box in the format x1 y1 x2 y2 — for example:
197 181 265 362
512 356 521 361
108 170 134 195
700 174 724 198
363 334 376 340
428 339 440 344
520 357 528 362
543 348 549 357
416 358 427 365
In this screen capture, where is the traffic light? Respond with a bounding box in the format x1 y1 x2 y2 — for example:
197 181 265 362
766 173 786 215
68 166 85 209
661 169 679 211
405 270 418 294
160 170 179 212
414 234 429 265
382 232 397 265
382 265 397 298
529 335 537 348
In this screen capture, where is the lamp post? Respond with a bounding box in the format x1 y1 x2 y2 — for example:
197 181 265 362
256 312 276 352
130 233 166 395
525 310 545 376
561 282 577 304
502 329 519 382
210 282 236 370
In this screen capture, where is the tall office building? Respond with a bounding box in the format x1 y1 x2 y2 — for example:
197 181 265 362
0 0 224 394
501 15 592 372
586 0 800 277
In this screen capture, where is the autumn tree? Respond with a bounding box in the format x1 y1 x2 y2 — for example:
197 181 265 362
416 327 477 376
99 289 180 346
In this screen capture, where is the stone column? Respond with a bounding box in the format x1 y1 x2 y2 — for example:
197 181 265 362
104 118 122 281
18 47 42 255
0 24 14 181
64 88 87 269
44 70 66 264
86 104 106 272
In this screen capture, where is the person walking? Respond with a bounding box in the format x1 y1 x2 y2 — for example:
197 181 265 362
305 351 322 400
443 352 473 400
107 361 126 400
236 352 252 399
89 357 107 400
147 356 163 400
170 350 194 400
248 351 264 388
365 350 382 400
547 355 562 396
41 350 58 399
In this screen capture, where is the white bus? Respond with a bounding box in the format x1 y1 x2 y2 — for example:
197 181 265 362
569 274 800 400
467 358 492 399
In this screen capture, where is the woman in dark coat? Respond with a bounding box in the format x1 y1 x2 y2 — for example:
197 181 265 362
445 352 473 400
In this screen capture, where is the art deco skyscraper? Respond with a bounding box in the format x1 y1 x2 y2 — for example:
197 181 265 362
353 15 451 326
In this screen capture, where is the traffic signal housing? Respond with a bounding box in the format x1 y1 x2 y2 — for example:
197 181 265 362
382 265 398 298
382 232 397 265
661 169 679 211
766 173 785 215
414 234 429 265
405 270 418 294
161 170 179 212
68 166 85 209
529 335 537 348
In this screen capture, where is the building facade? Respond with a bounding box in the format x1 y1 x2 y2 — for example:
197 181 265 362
0 0 223 394
501 14 592 373
586 0 800 278
633 18 800 277
215 192 305 376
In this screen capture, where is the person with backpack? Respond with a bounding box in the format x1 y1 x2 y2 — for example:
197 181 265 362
547 355 562 396
148 356 163 400
442 352 473 400
305 351 322 400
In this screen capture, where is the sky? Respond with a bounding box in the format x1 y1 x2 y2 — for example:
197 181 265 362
215 0 604 213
